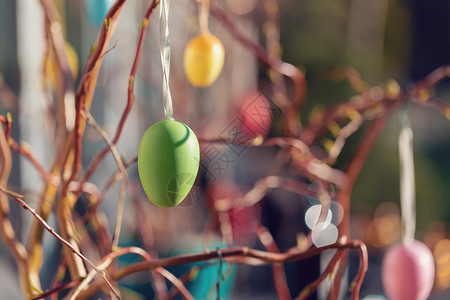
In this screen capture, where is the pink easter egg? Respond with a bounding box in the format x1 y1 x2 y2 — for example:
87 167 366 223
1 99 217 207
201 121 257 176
238 91 272 138
382 240 435 300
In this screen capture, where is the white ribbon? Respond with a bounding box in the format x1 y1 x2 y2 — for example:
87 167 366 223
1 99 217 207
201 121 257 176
160 0 173 120
399 112 415 243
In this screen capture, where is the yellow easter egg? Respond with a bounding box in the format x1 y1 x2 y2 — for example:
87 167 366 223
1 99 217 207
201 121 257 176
183 34 225 87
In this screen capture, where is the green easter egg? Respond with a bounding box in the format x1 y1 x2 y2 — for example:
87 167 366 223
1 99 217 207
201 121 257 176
138 120 200 207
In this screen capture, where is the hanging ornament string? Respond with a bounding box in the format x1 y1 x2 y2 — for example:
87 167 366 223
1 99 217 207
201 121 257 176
216 247 224 300
398 109 416 244
160 0 174 120
199 0 210 35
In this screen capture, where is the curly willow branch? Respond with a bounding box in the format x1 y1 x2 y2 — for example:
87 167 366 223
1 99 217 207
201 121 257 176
82 0 160 183
0 186 119 298
78 238 366 297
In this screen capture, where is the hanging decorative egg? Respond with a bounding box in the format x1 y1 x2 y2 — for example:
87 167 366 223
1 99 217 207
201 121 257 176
84 0 115 28
45 42 79 87
238 91 272 138
382 240 435 300
183 34 225 87
138 119 200 207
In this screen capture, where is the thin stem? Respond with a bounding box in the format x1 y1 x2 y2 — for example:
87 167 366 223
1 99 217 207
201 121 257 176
349 240 368 300
327 113 364 165
338 101 402 236
0 116 53 183
0 186 119 298
70 247 149 300
256 223 291 300
157 268 194 300
198 0 210 35
81 0 159 183
132 189 169 299
210 3 307 136
199 136 346 186
0 127 31 297
332 101 402 298
71 0 128 183
295 250 345 300
31 278 82 300
82 111 127 250
80 239 366 296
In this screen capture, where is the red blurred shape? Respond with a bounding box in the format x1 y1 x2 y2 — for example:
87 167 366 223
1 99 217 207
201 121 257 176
238 91 273 138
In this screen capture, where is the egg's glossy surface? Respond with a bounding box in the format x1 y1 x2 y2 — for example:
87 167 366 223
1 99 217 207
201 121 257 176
183 34 225 87
84 0 115 28
138 120 200 207
382 240 435 300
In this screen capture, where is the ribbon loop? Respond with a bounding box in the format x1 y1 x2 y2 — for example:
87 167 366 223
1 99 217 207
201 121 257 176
398 110 416 243
160 0 173 120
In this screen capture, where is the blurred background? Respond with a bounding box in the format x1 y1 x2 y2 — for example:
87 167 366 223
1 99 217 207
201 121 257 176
0 0 450 299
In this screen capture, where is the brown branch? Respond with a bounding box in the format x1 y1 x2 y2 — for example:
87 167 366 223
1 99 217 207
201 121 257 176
82 111 127 250
2 189 85 263
26 0 127 286
199 136 346 186
320 66 370 93
52 0 128 282
82 0 159 183
0 74 19 111
0 186 119 298
40 0 76 142
349 240 368 300
411 96 450 119
69 247 149 299
326 112 364 165
256 223 291 300
295 250 345 300
210 2 307 136
338 101 402 236
0 116 53 183
329 101 401 298
218 210 234 246
157 268 194 300
0 127 31 297
229 175 318 210
31 278 83 300
49 257 69 300
71 0 128 183
409 64 450 95
82 156 137 218
81 238 366 296
76 247 193 300
132 188 169 300
300 87 388 146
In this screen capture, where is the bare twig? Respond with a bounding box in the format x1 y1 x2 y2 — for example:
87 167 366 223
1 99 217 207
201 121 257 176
199 136 346 186
31 278 82 300
256 223 291 300
295 250 345 300
71 0 128 182
0 115 53 183
210 2 306 136
82 0 159 183
82 111 127 250
0 127 31 296
132 188 169 299
80 238 366 296
0 186 119 298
